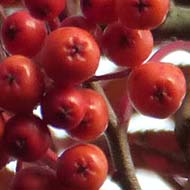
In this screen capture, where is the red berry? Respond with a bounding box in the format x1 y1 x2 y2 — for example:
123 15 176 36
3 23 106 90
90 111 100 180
23 0 66 21
67 88 109 141
127 62 186 118
56 143 108 190
116 0 170 29
3 114 51 162
0 55 44 113
11 166 57 190
41 86 87 130
41 27 100 85
80 0 117 24
1 10 47 57
101 22 153 67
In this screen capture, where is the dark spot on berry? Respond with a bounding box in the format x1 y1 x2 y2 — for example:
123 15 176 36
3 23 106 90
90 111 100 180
6 74 16 85
134 0 149 13
10 137 27 156
70 45 80 56
152 85 170 103
57 107 73 121
119 33 135 48
6 24 18 40
76 164 88 174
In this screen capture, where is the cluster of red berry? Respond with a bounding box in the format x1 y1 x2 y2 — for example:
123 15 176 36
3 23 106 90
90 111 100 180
0 0 187 190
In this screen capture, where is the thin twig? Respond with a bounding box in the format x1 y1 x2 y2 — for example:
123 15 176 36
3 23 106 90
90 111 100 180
87 68 131 82
90 82 141 190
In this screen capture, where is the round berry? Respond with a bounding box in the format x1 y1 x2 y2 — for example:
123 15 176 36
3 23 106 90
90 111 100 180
56 143 108 190
127 62 186 118
3 114 51 162
41 27 100 85
116 0 170 29
80 0 117 24
67 88 109 141
1 10 47 57
0 55 44 113
23 0 66 21
101 22 153 67
41 86 87 130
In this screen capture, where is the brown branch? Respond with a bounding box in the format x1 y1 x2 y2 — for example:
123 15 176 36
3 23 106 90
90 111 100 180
173 65 190 172
173 0 190 6
89 82 141 190
153 1 190 41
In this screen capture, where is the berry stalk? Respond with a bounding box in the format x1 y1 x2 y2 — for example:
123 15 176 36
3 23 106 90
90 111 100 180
90 82 141 190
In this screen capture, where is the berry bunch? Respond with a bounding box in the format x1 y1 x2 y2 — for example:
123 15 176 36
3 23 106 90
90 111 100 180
0 0 187 190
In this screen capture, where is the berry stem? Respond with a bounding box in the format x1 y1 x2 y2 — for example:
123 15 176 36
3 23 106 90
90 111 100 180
0 41 8 60
90 82 141 190
0 6 7 61
86 68 131 82
47 17 61 31
0 5 6 22
39 148 58 170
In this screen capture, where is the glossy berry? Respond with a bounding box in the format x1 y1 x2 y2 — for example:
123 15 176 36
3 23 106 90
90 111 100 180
80 0 117 24
116 0 170 29
56 143 108 190
11 166 57 190
1 10 47 57
3 114 51 162
41 86 87 130
127 62 186 118
0 55 44 113
23 0 66 21
67 88 109 141
101 22 153 67
41 27 100 85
